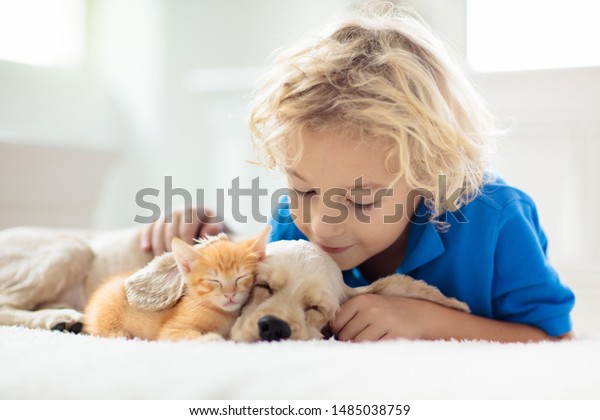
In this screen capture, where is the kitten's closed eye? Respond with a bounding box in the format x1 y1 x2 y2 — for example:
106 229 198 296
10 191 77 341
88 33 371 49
235 274 251 285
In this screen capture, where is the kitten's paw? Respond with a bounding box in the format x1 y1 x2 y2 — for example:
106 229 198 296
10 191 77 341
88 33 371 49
196 332 225 342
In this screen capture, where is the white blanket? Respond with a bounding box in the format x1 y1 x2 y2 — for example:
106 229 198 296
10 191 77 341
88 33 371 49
1 326 599 399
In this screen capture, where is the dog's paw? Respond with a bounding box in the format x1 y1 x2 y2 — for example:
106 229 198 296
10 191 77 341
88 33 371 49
51 321 84 334
51 322 67 331
37 309 84 333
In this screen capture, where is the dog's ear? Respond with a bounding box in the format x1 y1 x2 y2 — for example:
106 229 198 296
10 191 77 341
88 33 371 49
343 274 470 313
124 252 185 310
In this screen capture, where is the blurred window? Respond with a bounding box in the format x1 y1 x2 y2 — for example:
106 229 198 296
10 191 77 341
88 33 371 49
467 0 600 72
0 0 86 67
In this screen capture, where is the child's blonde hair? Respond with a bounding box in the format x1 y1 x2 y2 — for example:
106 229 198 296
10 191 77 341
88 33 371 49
248 5 497 223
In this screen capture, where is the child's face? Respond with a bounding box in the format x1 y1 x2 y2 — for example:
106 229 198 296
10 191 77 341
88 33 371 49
286 128 415 271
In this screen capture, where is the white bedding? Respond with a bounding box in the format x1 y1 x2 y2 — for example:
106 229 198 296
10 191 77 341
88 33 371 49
1 326 599 399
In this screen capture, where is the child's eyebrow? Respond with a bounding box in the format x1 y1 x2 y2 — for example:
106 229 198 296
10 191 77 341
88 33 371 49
288 170 385 191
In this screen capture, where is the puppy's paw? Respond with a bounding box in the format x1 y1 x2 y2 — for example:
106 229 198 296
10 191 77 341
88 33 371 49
50 320 85 334
51 322 67 331
50 321 84 334
38 309 84 332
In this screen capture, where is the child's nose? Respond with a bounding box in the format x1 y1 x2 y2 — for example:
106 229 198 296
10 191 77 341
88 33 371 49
310 199 345 239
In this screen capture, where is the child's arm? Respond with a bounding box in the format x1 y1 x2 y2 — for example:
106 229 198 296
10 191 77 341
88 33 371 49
330 294 574 343
140 207 227 255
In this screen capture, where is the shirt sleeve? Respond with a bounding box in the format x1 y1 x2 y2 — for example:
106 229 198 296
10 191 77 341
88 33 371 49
492 198 575 336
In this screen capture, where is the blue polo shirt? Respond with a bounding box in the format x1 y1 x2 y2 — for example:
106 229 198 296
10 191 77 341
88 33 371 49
268 178 575 337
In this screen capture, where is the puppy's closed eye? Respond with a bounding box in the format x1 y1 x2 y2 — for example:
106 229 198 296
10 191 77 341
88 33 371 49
305 305 324 314
253 282 273 295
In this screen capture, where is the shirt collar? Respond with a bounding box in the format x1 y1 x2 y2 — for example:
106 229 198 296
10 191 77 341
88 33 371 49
343 201 445 286
396 200 445 274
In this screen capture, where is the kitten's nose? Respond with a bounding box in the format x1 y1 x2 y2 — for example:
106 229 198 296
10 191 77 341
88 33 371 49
257 316 291 341
224 292 236 301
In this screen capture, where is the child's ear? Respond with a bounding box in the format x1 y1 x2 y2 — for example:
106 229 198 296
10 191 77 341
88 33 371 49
248 225 271 261
172 237 201 274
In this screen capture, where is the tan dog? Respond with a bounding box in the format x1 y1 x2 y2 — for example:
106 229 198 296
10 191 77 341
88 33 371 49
229 240 468 341
0 227 152 332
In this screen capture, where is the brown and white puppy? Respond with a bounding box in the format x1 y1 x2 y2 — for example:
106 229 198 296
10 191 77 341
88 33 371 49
229 240 469 342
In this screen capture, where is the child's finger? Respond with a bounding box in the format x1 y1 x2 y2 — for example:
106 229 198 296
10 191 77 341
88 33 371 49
352 324 388 343
140 222 154 253
178 208 202 245
329 298 361 340
151 218 166 255
179 219 200 246
200 221 224 237
164 211 181 252
335 315 369 342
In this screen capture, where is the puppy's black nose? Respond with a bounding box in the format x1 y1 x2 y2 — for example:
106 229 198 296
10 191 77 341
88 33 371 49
257 316 291 341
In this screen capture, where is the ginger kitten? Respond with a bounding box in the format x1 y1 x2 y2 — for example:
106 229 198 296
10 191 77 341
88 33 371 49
84 227 269 341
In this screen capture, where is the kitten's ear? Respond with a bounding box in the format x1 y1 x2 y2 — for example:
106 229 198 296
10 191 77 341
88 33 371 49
248 225 271 261
172 237 201 274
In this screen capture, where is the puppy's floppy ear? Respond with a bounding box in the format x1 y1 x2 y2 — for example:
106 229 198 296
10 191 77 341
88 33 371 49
247 225 271 261
172 237 202 275
124 251 185 310
345 274 470 313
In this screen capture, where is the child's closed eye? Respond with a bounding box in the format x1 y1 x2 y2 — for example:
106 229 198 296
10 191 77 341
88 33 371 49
292 188 376 210
291 188 317 197
347 200 375 210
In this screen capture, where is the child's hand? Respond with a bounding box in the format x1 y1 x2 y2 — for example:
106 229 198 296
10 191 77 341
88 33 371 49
140 207 225 255
331 293 564 343
330 294 447 342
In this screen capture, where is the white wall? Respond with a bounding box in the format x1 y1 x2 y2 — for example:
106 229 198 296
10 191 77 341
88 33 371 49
86 0 168 231
0 27 124 229
157 0 350 235
93 0 350 235
0 0 350 234
0 0 162 230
